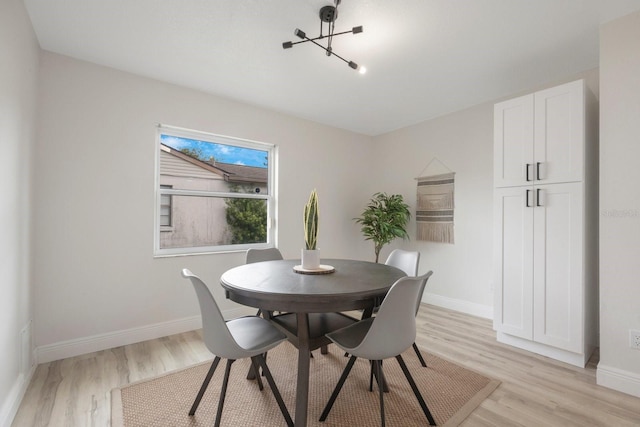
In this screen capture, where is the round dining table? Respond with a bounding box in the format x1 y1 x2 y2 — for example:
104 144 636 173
220 258 406 426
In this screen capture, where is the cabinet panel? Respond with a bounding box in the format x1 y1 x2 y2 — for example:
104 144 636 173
533 183 583 353
534 80 584 184
494 187 534 339
494 95 534 187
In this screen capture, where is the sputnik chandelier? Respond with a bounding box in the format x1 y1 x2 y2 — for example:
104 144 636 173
282 0 366 73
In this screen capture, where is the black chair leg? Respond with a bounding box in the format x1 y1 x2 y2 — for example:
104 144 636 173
255 354 294 427
213 359 235 427
250 357 264 390
374 360 386 427
369 360 374 391
370 359 389 392
395 355 436 426
412 342 428 367
319 356 358 421
189 356 220 416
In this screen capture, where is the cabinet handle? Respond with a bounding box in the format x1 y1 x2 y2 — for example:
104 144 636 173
536 162 542 180
526 164 532 182
536 189 542 206
526 189 531 207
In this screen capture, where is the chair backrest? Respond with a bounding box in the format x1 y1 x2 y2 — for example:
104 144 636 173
182 269 248 360
246 248 283 264
385 249 420 276
350 271 433 360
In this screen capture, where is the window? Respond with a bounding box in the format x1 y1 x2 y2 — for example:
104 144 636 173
155 125 276 256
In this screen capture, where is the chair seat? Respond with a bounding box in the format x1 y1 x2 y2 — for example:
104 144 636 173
326 317 374 352
227 316 287 356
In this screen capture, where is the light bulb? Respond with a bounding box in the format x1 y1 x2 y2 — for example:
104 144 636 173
358 66 367 75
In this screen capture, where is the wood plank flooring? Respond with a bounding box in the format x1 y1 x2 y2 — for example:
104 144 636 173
12 305 640 426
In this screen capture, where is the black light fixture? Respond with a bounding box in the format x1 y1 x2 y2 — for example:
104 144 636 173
282 0 365 73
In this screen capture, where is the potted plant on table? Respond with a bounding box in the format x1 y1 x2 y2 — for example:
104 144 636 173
354 192 411 263
302 189 320 269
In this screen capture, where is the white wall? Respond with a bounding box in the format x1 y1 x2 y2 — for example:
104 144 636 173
0 0 39 425
32 52 375 362
370 71 599 319
598 10 640 398
371 105 495 317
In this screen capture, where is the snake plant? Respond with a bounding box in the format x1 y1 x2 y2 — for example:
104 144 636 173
303 189 319 250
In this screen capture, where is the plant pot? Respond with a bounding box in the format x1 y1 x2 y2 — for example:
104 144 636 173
301 249 320 270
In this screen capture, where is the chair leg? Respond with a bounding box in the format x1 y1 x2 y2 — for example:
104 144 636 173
254 354 294 427
370 359 389 392
189 356 220 416
374 360 386 427
213 359 235 427
250 357 264 390
412 342 428 367
319 355 358 422
395 355 437 426
369 360 374 392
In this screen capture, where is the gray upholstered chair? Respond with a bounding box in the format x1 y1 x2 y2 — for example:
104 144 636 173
385 249 429 367
182 269 293 427
385 249 420 276
246 247 284 264
320 272 436 427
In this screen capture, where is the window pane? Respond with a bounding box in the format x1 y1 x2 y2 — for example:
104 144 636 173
159 195 267 249
160 135 269 194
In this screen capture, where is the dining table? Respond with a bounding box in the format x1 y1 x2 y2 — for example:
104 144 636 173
220 258 406 426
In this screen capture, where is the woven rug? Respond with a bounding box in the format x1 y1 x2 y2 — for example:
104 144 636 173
111 342 499 426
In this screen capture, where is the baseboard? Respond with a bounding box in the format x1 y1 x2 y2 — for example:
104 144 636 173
36 306 254 364
496 331 590 367
597 363 640 398
0 366 36 427
423 292 493 319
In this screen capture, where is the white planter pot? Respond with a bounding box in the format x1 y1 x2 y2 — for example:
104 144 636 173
301 249 320 270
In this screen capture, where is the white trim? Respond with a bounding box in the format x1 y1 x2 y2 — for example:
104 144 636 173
0 367 35 427
35 306 254 364
597 363 640 398
423 292 493 319
496 331 592 367
154 125 277 257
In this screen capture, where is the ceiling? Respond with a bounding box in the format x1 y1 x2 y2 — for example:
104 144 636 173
23 0 640 136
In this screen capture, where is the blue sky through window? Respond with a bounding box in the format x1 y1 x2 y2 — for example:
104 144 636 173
161 134 267 168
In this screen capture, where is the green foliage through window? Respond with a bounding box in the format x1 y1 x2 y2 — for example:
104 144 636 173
225 186 267 244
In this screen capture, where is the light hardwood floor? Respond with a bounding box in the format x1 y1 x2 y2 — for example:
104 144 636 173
12 305 640 426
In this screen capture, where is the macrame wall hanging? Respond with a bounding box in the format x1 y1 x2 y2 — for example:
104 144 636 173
415 158 455 244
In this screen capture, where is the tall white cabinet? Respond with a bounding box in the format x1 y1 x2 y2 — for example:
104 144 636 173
493 79 598 367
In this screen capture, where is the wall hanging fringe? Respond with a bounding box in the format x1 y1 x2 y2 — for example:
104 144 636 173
415 170 455 244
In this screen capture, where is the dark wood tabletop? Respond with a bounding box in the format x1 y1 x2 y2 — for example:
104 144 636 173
220 258 405 313
220 258 405 426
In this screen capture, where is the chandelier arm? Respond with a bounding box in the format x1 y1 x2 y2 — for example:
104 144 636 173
286 28 356 48
306 38 353 66
327 20 335 53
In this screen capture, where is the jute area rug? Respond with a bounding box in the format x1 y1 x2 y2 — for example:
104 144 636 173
112 342 499 426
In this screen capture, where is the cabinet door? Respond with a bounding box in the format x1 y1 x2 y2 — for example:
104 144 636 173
534 80 584 185
532 182 583 353
494 94 534 188
494 186 534 339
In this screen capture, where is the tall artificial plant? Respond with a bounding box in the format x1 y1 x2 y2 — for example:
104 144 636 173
303 189 319 250
354 192 411 263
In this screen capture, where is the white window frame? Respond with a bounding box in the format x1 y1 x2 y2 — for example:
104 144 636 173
154 124 277 257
